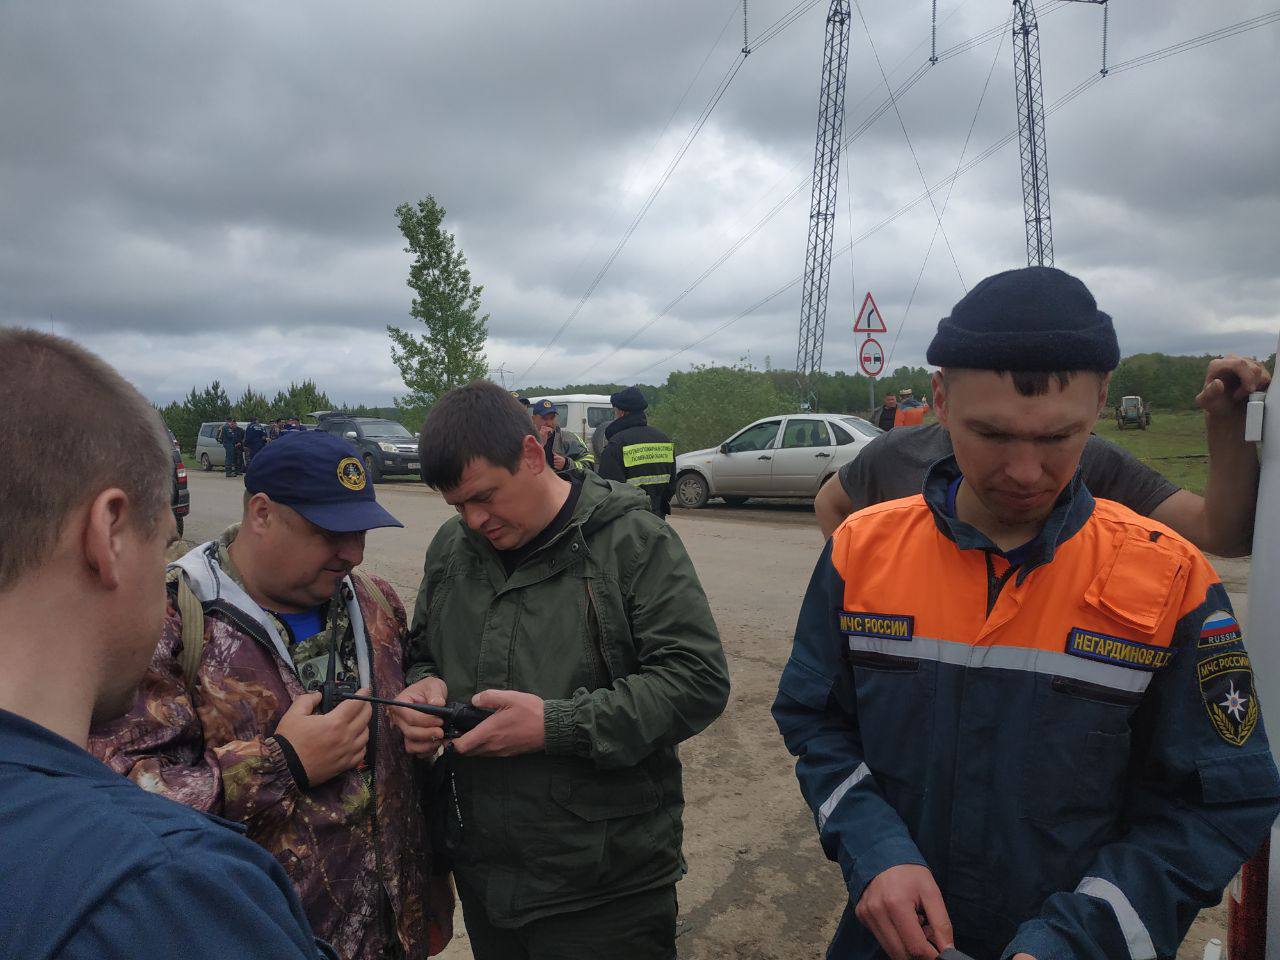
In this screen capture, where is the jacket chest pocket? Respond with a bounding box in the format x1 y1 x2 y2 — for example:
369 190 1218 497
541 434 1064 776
1018 672 1142 824
848 647 936 800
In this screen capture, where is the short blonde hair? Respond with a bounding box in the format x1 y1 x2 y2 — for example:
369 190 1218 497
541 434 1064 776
0 329 171 591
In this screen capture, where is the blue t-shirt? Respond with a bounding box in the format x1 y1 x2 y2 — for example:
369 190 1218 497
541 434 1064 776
278 607 326 644
0 709 322 960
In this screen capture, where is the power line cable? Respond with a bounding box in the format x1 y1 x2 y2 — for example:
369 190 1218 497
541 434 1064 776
516 23 745 383
612 9 1279 382
851 0 966 290
1106 10 1280 74
573 5 1025 381
516 0 828 384
556 1 741 298
884 12 1009 370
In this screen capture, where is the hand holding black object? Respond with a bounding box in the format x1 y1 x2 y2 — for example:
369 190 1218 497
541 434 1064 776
336 692 494 739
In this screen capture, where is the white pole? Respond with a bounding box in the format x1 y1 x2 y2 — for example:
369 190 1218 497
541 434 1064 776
1244 335 1280 959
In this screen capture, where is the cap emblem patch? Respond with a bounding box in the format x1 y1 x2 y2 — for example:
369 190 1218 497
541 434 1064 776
337 457 366 491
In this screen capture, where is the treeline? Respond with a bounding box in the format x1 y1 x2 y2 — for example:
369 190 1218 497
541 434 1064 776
158 380 393 452
1110 352 1275 411
159 352 1266 458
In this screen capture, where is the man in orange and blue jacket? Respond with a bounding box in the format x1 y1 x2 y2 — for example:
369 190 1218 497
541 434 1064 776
774 266 1280 960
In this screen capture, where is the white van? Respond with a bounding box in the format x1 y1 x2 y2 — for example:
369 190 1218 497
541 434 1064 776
529 394 614 448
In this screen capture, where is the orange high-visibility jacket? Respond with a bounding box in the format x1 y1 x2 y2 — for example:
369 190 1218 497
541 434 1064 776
774 456 1280 959
893 401 928 427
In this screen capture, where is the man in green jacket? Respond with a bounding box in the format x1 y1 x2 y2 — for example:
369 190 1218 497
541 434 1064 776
392 382 729 960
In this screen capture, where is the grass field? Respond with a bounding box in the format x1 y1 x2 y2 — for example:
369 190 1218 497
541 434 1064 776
1094 409 1209 494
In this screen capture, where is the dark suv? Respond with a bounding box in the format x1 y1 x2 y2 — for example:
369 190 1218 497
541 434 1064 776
315 415 419 482
165 427 190 537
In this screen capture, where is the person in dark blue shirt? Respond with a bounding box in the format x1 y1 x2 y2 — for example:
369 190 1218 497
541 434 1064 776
244 416 269 465
0 329 328 960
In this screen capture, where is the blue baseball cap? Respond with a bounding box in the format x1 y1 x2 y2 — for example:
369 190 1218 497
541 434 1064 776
530 399 556 415
244 431 403 533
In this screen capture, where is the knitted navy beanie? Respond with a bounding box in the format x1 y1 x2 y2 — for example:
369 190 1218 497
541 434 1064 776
926 266 1119 372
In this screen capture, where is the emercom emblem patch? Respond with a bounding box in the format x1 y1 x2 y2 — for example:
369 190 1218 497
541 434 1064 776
838 611 914 641
1199 609 1244 649
1199 651 1259 747
1065 628 1173 672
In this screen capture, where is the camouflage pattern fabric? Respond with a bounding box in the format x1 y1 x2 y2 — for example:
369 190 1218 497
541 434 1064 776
91 526 437 960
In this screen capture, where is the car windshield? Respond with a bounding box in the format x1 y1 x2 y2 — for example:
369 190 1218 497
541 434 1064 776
1121 398 1141 411
360 420 413 438
840 417 884 438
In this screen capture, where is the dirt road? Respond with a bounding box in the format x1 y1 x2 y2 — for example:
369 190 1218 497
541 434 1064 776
181 470 1234 958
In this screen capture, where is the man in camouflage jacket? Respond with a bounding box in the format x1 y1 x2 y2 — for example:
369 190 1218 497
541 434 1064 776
91 432 452 960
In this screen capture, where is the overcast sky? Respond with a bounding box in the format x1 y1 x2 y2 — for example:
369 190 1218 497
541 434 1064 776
2 1 1277 406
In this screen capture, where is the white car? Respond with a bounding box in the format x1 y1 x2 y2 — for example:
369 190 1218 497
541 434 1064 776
674 413 882 509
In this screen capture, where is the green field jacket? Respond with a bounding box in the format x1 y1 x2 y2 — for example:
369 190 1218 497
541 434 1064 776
406 473 729 926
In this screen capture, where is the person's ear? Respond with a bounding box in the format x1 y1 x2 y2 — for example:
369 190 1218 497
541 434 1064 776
82 488 132 590
931 370 949 427
521 434 547 475
243 492 272 534
1096 372 1112 417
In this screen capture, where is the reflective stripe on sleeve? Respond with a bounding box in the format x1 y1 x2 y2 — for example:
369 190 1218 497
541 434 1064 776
622 442 675 468
846 634 1154 694
817 762 870 830
1075 876 1156 960
627 474 672 487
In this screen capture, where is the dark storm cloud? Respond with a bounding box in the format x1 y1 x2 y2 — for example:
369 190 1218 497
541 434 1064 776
1 0 1276 403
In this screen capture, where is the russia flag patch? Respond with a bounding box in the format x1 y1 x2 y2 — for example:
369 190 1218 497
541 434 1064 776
1199 610 1243 649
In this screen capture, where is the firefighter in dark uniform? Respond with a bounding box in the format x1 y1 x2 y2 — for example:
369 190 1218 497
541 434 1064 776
597 387 677 518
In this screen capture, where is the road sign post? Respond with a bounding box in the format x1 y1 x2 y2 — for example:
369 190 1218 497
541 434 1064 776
855 292 888 415
854 292 888 334
859 337 884 378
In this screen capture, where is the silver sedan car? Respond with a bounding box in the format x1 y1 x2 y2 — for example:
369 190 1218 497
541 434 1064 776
673 413 882 508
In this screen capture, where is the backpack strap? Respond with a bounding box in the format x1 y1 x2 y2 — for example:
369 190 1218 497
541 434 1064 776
174 571 207 688
352 569 396 622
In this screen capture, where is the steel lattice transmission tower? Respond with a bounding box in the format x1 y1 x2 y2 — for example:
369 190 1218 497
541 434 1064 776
1012 0 1108 268
795 0 851 409
1013 0 1052 267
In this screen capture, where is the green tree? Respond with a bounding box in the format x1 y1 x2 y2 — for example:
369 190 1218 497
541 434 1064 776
269 380 332 421
387 196 489 411
650 363 794 454
233 386 272 423
1111 354 1213 411
158 400 195 453
159 381 230 455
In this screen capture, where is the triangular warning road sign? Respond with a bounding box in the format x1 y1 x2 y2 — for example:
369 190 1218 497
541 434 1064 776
854 292 888 333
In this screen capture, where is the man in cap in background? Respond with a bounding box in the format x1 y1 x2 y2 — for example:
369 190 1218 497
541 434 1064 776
529 398 595 476
92 430 453 960
892 387 929 427
244 415 268 466
597 386 677 518
775 267 1280 959
0 330 327 959
218 416 245 477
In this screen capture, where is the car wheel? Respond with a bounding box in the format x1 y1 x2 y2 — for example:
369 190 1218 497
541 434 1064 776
676 472 709 509
721 496 749 507
363 454 383 484
199 453 212 471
